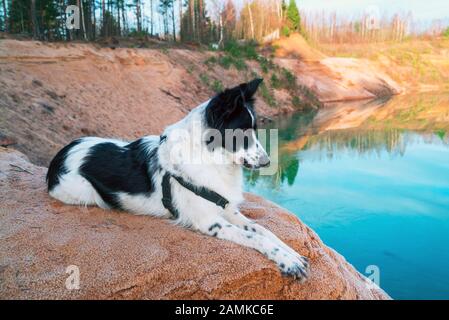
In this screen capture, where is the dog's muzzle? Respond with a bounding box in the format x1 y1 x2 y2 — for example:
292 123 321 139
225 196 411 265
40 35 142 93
243 154 270 169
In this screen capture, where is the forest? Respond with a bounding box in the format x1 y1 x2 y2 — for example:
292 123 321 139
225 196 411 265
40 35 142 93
0 0 302 44
1 1 448 45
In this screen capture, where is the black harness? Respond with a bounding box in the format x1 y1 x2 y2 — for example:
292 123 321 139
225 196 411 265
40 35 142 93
159 135 229 219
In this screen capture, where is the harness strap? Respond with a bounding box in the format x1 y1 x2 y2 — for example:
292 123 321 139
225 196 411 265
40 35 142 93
161 172 180 219
159 134 229 219
172 175 229 209
161 172 229 219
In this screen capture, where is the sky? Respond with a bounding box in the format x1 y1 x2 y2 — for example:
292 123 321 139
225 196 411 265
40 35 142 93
139 0 449 36
297 0 449 22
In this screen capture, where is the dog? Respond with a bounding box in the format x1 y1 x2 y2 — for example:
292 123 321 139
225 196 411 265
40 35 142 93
46 78 309 280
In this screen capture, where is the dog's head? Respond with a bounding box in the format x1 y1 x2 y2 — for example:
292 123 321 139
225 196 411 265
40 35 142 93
204 78 270 169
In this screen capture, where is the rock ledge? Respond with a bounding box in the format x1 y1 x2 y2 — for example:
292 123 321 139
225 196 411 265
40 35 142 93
0 148 389 299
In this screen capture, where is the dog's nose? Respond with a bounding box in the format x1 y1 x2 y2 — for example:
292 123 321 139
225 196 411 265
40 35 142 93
259 155 270 167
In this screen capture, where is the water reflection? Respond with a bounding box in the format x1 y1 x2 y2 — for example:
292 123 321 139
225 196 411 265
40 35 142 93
248 93 449 189
245 93 449 299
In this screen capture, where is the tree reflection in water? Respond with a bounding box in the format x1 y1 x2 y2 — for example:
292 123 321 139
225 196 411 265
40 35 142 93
246 93 449 189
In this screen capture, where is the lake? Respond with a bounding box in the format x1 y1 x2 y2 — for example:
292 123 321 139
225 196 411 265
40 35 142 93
245 93 449 299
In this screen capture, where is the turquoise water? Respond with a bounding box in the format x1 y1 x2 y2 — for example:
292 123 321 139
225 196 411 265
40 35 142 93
244 105 449 299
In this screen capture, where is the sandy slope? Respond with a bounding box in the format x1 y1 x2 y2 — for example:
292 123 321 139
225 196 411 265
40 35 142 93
317 38 449 92
0 40 271 166
273 34 402 102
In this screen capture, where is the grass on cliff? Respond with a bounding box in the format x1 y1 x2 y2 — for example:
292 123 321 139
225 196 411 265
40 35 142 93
199 73 225 94
203 40 321 111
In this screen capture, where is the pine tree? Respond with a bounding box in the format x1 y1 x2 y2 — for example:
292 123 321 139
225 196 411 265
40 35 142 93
30 0 39 38
1 0 7 31
286 0 300 32
159 0 171 37
135 0 142 33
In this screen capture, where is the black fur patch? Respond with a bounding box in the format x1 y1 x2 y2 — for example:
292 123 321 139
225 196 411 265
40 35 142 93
205 78 262 152
46 139 83 191
208 223 222 232
79 139 159 209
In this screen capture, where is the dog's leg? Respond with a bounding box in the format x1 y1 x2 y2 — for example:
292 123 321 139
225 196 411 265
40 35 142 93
223 210 306 260
190 213 308 280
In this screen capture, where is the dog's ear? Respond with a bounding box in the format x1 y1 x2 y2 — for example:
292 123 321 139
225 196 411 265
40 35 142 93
240 78 263 101
217 77 263 112
206 78 263 129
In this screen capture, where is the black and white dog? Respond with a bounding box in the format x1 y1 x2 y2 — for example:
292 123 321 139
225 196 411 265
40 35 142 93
47 78 309 280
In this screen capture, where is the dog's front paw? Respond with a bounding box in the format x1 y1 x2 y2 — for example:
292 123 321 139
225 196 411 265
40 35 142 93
276 251 309 282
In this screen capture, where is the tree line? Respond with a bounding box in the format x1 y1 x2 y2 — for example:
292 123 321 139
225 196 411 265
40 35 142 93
0 0 301 44
302 10 449 44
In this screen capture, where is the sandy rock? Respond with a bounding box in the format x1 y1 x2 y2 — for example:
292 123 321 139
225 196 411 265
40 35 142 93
273 34 402 102
0 148 390 300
